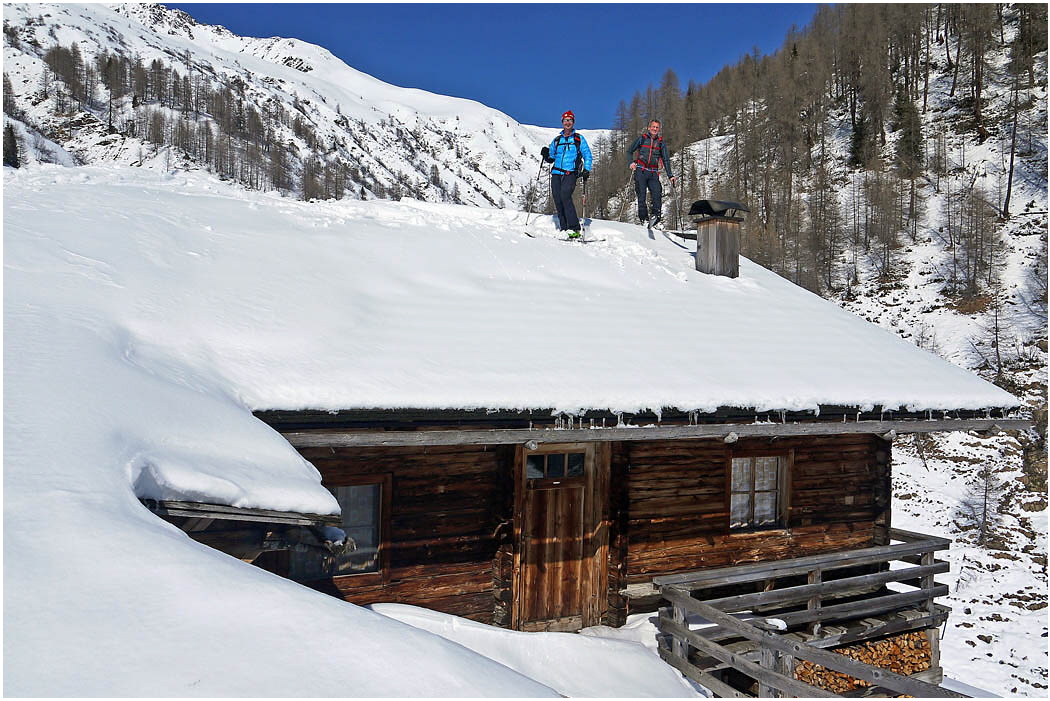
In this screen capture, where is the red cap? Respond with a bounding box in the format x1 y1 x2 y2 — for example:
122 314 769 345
561 110 575 122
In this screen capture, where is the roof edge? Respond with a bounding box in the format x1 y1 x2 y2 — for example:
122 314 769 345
255 405 1022 432
280 418 1033 449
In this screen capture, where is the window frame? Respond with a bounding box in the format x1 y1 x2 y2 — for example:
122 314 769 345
523 444 590 490
726 449 792 533
300 473 391 584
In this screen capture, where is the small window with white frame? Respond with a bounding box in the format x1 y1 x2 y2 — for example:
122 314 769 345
729 454 787 531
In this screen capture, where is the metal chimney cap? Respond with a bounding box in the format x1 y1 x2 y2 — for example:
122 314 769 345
688 199 750 220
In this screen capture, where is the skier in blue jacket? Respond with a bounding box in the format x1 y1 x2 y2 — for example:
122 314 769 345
628 119 677 227
540 110 592 238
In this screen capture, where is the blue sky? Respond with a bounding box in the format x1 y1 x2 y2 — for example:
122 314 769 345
169 3 818 128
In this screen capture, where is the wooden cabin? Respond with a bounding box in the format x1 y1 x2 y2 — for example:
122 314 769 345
249 407 1022 636
151 214 1025 695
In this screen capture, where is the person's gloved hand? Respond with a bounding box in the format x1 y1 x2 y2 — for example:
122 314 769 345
540 147 551 161
579 169 590 182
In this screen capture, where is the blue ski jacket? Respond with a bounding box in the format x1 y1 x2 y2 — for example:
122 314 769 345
548 129 593 175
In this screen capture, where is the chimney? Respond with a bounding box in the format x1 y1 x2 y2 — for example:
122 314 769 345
689 200 750 278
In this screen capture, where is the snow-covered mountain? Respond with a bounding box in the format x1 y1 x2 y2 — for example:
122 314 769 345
2 2 604 206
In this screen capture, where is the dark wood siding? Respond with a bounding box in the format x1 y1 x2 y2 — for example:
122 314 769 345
620 434 887 586
272 432 889 629
295 443 514 623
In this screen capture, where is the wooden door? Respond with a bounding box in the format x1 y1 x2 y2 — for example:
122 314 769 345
515 443 608 631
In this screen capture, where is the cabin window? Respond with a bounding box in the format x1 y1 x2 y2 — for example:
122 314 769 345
526 451 586 480
289 480 385 580
729 455 786 530
331 483 382 574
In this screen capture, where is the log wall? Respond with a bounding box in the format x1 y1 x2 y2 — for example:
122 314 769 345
294 443 514 623
271 432 888 629
617 434 888 600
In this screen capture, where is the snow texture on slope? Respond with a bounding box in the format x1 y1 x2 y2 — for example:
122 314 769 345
370 604 702 697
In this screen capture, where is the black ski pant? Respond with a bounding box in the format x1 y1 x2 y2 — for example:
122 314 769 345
550 172 580 231
634 168 662 222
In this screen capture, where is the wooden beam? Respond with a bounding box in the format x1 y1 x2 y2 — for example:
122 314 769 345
702 562 950 612
681 605 949 649
141 499 340 527
656 642 750 697
678 585 951 630
653 534 948 589
282 418 1030 448
659 615 837 697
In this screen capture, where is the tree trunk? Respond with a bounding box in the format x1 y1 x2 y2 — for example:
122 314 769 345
1003 83 1019 218
923 7 931 112
950 20 961 96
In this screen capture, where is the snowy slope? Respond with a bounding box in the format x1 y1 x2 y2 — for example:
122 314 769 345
1 163 1020 695
1 2 570 205
3 163 716 696
370 604 698 698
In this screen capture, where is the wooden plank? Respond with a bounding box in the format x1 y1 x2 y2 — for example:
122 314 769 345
801 607 949 649
677 605 949 649
658 616 837 697
759 645 780 697
141 499 339 526
661 590 964 698
653 537 949 588
702 562 950 612
717 586 951 629
282 418 1030 448
657 642 750 697
808 568 823 636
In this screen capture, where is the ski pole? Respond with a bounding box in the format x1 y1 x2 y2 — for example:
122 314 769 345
615 170 634 221
581 173 588 235
668 176 685 231
524 159 548 230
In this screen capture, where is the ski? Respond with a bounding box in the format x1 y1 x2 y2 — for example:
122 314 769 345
562 236 605 243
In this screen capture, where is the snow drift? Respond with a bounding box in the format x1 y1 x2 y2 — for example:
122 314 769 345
3 163 1016 695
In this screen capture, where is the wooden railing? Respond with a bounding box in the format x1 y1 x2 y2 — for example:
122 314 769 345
654 528 965 698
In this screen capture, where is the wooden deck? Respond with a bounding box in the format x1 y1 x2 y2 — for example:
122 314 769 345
654 528 964 698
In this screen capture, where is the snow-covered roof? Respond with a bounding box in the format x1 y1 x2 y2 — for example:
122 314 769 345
8 166 1017 420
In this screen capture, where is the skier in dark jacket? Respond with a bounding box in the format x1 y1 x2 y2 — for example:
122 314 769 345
628 119 676 226
540 110 593 238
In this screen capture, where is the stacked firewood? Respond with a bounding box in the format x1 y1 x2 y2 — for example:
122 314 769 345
794 632 931 694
